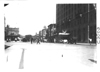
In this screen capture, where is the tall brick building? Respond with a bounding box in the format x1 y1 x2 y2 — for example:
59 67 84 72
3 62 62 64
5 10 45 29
56 4 96 43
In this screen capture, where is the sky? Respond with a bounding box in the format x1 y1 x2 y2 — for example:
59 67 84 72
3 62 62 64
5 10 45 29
4 0 98 36
4 1 56 36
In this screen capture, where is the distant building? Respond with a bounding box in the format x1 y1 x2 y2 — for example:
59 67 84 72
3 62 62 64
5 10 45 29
5 25 19 41
7 28 19 36
39 28 47 42
42 29 47 41
39 31 42 40
47 24 56 42
56 4 96 43
36 33 39 39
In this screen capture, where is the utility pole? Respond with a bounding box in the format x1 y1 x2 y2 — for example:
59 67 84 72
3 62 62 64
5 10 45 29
4 3 9 41
88 4 90 43
4 3 9 26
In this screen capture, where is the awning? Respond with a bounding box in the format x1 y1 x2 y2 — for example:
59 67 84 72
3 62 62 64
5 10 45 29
6 35 19 37
59 33 70 35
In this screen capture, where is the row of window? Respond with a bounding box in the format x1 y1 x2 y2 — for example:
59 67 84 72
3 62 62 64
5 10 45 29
70 27 87 41
57 4 96 22
57 4 95 14
57 4 89 15
70 25 96 41
57 11 96 28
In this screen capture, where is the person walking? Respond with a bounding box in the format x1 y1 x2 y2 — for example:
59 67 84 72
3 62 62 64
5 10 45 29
31 37 33 44
37 38 40 44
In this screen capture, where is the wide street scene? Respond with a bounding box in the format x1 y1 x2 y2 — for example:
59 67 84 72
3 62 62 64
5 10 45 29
4 1 97 71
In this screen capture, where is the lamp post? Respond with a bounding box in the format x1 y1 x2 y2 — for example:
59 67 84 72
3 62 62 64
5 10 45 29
68 19 71 30
62 20 65 32
4 3 9 41
88 4 90 43
4 3 9 25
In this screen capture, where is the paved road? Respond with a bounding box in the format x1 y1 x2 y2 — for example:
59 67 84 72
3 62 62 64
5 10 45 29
5 41 97 71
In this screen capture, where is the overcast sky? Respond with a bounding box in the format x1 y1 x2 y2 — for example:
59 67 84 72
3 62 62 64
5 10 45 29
4 1 56 35
4 0 98 36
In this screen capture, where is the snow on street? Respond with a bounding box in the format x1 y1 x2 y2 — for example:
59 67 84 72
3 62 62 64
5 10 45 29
5 42 97 71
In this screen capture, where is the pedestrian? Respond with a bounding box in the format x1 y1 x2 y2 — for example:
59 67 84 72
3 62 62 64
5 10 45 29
31 37 33 44
37 39 40 44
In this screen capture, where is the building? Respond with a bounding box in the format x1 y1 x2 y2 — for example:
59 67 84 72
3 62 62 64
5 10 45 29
39 28 47 42
56 4 96 43
7 28 19 36
47 24 56 42
39 31 42 40
42 29 47 42
5 25 19 41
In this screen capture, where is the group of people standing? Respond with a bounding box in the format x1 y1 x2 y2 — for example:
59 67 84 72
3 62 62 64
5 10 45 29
30 37 40 44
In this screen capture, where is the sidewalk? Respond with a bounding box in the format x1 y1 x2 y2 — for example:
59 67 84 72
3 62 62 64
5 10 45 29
43 42 97 46
5 41 97 47
70 42 95 45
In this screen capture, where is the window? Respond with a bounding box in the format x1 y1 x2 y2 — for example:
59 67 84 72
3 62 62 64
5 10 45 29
85 14 88 23
78 4 80 9
74 30 76 37
74 20 76 26
83 16 85 24
76 19 78 26
81 17 83 24
90 12 93 22
69 9 70 15
85 15 88 23
84 4 87 13
90 4 95 11
71 21 73 27
95 11 96 21
80 18 81 25
78 18 80 25
74 4 76 12
66 11 67 16
69 4 70 9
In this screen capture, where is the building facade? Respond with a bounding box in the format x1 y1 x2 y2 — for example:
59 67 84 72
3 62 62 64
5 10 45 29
39 28 47 42
47 24 56 42
39 31 42 40
7 28 19 35
42 29 47 41
5 25 19 41
56 4 96 43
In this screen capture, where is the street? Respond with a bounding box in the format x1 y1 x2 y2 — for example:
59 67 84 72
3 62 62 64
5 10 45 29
5 41 97 71
4 3 97 72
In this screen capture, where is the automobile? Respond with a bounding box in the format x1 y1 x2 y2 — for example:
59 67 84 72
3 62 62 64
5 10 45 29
44 39 47 42
15 38 18 42
63 39 68 43
59 40 63 43
68 38 76 44
21 38 28 42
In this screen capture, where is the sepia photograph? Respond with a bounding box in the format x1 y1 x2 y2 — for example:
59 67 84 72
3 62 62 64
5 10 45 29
3 0 97 71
